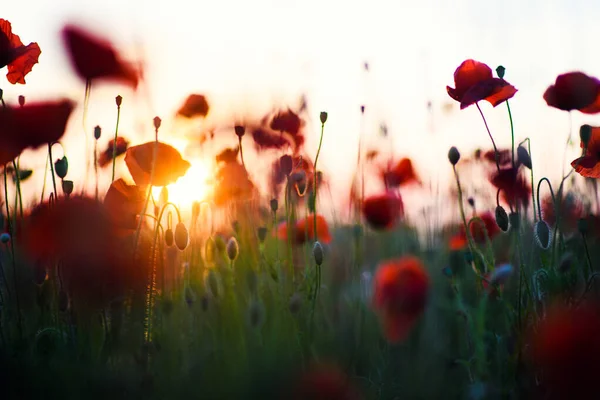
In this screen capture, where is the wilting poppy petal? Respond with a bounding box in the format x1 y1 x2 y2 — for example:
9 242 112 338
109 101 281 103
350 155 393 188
0 100 75 165
362 192 404 230
381 158 420 188
125 141 191 187
98 136 129 167
276 214 331 245
176 94 209 118
62 24 140 87
0 19 41 84
104 178 145 230
543 72 600 112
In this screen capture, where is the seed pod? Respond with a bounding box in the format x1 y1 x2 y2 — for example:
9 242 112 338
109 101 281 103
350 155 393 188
580 124 592 148
62 180 74 196
234 125 245 138
517 145 532 169
115 95 123 107
257 227 268 243
313 241 324 266
448 146 460 165
495 205 509 231
165 228 174 247
496 65 506 79
94 125 101 140
534 220 551 250
270 198 278 213
226 237 239 261
175 222 189 250
153 116 161 130
320 111 328 124
54 156 68 179
289 293 302 314
18 95 25 107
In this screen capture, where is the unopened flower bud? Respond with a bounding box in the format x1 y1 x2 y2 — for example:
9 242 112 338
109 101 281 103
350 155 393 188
580 124 592 148
0 233 10 244
54 156 68 179
495 205 509 231
18 95 25 107
496 65 506 79
94 125 101 140
534 220 551 250
360 105 365 114
517 145 532 169
234 125 245 138
62 180 74 196
115 95 123 107
320 111 328 124
270 198 278 213
153 116 161 130
226 236 239 262
467 197 475 208
257 227 268 243
175 222 188 250
313 241 324 266
165 228 174 247
448 146 460 165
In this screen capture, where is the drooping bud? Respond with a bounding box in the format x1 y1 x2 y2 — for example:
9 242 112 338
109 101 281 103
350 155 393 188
115 95 123 107
94 125 101 140
54 156 68 179
62 180 74 196
534 220 551 250
165 228 174 247
448 146 460 165
18 95 25 107
496 65 506 79
0 233 10 244
313 241 324 266
226 236 239 262
234 125 245 138
153 116 161 130
580 124 592 148
257 227 268 243
175 222 189 250
320 111 328 124
270 198 278 213
517 145 532 169
495 205 509 232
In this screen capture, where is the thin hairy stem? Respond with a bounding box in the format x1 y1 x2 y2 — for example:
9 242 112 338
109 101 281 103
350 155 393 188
476 103 500 172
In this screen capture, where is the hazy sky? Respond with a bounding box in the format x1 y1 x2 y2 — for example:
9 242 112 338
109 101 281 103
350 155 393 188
3 0 600 222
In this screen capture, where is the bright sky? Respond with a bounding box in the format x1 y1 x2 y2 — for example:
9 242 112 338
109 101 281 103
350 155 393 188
3 0 600 223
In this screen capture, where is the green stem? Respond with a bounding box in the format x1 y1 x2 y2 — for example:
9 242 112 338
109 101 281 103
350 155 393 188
506 101 515 169
112 105 121 183
40 152 49 203
313 121 325 242
476 103 500 172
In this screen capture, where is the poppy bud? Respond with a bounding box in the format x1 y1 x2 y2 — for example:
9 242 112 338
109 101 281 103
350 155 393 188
467 197 475 208
248 301 264 328
257 227 267 243
280 155 293 176
289 293 302 314
313 241 324 266
489 263 513 286
208 270 219 298
448 146 460 165
578 217 589 235
192 201 200 220
153 116 161 130
33 262 47 285
534 220 552 250
175 222 188 250
580 124 592 148
59 290 69 312
116 95 123 107
495 205 509 231
226 236 239 262
18 95 25 107
320 111 328 124
496 65 506 79
159 187 169 207
509 212 520 230
270 198 278 213
0 233 10 244
234 125 245 138
517 145 532 169
165 228 174 247
54 156 68 179
360 105 365 114
94 125 101 140
62 180 74 196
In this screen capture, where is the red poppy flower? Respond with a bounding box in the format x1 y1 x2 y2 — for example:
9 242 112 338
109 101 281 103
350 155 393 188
251 126 305 152
373 256 430 343
98 136 129 167
0 19 41 84
447 59 517 109
543 72 600 113
270 154 314 196
270 108 302 135
290 363 362 400
490 167 531 208
176 94 209 118
541 192 583 236
213 160 256 205
0 100 75 165
362 192 404 230
276 214 332 245
125 141 191 187
62 24 140 87
530 303 600 399
571 126 600 178
381 158 420 188
104 178 145 231
449 211 501 250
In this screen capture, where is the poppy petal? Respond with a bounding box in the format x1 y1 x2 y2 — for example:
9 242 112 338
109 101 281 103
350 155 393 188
124 142 191 186
543 72 600 112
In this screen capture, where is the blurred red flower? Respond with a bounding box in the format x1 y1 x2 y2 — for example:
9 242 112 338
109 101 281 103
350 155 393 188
290 363 362 400
270 108 302 135
543 72 600 113
447 59 517 109
571 126 600 178
104 178 145 232
381 158 420 188
0 19 41 84
362 192 404 230
541 192 583 236
489 167 531 208
125 141 190 187
215 146 240 164
98 136 129 167
0 100 75 165
373 256 430 343
276 214 332 245
176 94 209 118
482 148 512 166
449 211 501 251
62 24 140 87
213 160 256 205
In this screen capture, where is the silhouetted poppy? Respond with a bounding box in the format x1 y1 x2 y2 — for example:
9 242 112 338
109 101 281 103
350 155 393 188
530 303 600 399
104 178 145 231
449 211 501 250
290 363 362 400
0 19 41 84
381 158 420 188
0 100 75 165
373 256 430 343
447 59 517 109
125 141 191 187
251 127 304 152
98 136 129 167
176 94 209 118
543 72 600 113
62 24 140 87
362 192 404 230
270 108 302 135
270 154 313 196
490 167 531 208
215 146 239 164
541 192 583 236
571 126 600 177
276 214 332 245
213 160 255 205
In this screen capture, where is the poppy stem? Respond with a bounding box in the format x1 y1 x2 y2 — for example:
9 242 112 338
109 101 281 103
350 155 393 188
94 139 99 201
111 104 121 183
452 165 476 256
313 121 326 244
582 233 594 276
475 103 500 172
238 136 246 171
13 158 23 218
506 101 515 169
40 152 49 203
48 142 58 199
519 138 536 221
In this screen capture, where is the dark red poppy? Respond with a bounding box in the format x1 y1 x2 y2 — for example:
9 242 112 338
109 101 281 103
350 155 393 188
490 167 531 208
541 192 583 236
530 303 600 399
62 24 140 87
270 108 302 135
449 211 501 250
125 141 191 187
213 160 255 205
447 59 517 109
251 127 304 152
373 256 430 343
176 94 209 118
270 154 313 196
482 148 512 166
276 214 332 245
571 126 600 178
381 158 420 188
104 178 145 231
0 19 41 84
290 364 362 400
362 192 404 230
98 136 129 167
543 72 600 113
0 100 75 165
215 146 239 164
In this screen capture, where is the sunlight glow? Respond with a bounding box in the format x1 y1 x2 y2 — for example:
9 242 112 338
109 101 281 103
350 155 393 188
152 158 213 210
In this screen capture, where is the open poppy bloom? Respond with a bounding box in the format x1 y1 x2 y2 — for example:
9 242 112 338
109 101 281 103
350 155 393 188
0 19 41 84
276 214 332 245
530 303 600 399
362 192 404 230
447 59 517 109
125 141 191 187
489 166 531 208
176 94 209 118
571 126 600 177
381 158 420 188
543 72 600 113
98 136 129 167
62 24 140 87
104 178 146 231
213 160 256 205
373 256 430 343
0 100 75 165
449 211 501 250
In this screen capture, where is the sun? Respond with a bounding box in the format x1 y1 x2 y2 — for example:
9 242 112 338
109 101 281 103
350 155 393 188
152 158 213 210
